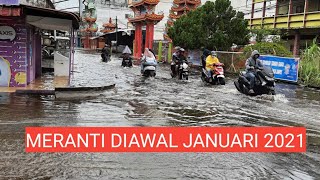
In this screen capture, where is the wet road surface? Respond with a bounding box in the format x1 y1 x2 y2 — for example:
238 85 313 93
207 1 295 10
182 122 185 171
0 50 319 179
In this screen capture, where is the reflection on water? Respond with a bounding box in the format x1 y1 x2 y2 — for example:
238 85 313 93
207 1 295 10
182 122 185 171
0 50 319 179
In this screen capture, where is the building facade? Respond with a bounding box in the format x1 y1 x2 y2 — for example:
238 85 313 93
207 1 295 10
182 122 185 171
0 2 79 87
249 0 320 56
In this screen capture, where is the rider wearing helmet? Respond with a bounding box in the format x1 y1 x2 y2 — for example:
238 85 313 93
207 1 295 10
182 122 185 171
245 50 264 94
101 44 111 62
205 51 220 77
171 47 186 77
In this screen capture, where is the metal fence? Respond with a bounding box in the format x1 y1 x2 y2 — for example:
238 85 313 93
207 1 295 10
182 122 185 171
152 41 246 73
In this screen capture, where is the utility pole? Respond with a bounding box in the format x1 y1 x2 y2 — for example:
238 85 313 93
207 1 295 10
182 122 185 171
116 16 118 52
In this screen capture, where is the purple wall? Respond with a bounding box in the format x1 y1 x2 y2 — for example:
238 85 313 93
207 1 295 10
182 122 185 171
27 26 36 84
0 16 27 87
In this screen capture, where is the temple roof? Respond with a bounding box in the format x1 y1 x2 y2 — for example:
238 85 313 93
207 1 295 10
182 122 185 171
169 13 185 19
171 5 193 12
128 13 164 23
163 34 173 42
166 20 174 26
103 18 116 28
130 0 160 7
101 29 115 33
173 0 201 5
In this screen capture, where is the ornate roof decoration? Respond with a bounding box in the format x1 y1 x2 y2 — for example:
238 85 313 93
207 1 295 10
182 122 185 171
173 0 201 5
103 18 116 28
128 13 164 23
164 0 201 41
130 0 160 7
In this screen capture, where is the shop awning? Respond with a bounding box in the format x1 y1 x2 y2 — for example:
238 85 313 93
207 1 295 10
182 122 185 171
23 5 80 31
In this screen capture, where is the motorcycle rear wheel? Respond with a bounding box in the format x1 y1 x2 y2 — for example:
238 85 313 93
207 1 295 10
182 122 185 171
218 77 226 85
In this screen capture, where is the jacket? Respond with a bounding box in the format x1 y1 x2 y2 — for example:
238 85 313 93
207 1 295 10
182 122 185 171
245 50 263 72
206 55 220 71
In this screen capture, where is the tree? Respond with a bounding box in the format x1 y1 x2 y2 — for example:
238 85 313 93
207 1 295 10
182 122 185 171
250 27 281 43
168 0 250 50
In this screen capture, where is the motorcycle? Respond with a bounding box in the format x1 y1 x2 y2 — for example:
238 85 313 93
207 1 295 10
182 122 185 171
101 53 110 62
142 65 156 77
178 60 189 80
234 66 276 96
201 63 226 85
171 59 189 80
141 56 157 78
122 58 133 67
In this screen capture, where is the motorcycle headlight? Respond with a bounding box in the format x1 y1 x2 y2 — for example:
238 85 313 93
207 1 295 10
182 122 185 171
265 76 274 81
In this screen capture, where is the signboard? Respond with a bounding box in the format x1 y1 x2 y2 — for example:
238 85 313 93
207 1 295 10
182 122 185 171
0 26 16 41
260 55 299 82
0 0 19 5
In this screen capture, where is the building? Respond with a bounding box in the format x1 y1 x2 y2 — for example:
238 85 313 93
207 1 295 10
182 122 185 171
80 0 98 48
248 0 320 56
128 0 164 58
164 0 201 42
0 0 79 88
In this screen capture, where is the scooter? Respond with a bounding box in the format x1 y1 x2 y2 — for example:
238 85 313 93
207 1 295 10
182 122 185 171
122 58 133 67
201 63 226 85
142 65 156 77
234 66 276 96
141 56 157 78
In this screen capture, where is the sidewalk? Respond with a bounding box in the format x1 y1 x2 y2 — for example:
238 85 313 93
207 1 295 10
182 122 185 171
0 75 69 93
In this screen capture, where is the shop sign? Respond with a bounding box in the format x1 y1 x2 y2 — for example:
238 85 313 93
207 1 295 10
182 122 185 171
0 0 19 5
0 26 16 41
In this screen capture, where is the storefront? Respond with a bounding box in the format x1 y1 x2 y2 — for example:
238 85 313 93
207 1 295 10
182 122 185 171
0 5 79 87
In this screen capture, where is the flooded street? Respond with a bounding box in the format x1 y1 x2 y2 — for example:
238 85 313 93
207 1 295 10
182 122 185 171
0 50 320 179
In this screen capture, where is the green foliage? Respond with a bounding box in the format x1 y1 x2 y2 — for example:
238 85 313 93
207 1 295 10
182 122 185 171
242 42 293 58
250 27 281 43
299 39 320 87
168 0 249 50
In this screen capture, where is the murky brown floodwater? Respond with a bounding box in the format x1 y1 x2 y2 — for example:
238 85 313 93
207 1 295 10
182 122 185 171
0 50 319 179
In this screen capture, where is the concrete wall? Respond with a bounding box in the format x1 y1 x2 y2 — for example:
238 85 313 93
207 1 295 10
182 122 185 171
0 16 27 87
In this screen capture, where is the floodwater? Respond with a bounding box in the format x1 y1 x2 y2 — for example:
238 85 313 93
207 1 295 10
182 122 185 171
0 50 319 179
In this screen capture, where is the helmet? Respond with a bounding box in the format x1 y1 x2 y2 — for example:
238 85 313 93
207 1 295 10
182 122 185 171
211 51 217 56
174 46 181 50
179 48 185 52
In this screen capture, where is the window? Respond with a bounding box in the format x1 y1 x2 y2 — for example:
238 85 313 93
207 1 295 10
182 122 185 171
296 6 303 13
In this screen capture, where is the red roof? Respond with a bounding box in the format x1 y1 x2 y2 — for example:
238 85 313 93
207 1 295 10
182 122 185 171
130 0 160 7
128 13 164 23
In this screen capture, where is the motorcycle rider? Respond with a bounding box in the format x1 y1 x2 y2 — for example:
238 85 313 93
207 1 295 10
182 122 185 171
171 46 181 77
201 48 211 68
245 50 264 94
171 48 187 77
101 44 111 62
205 51 220 79
141 48 157 74
121 45 133 67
